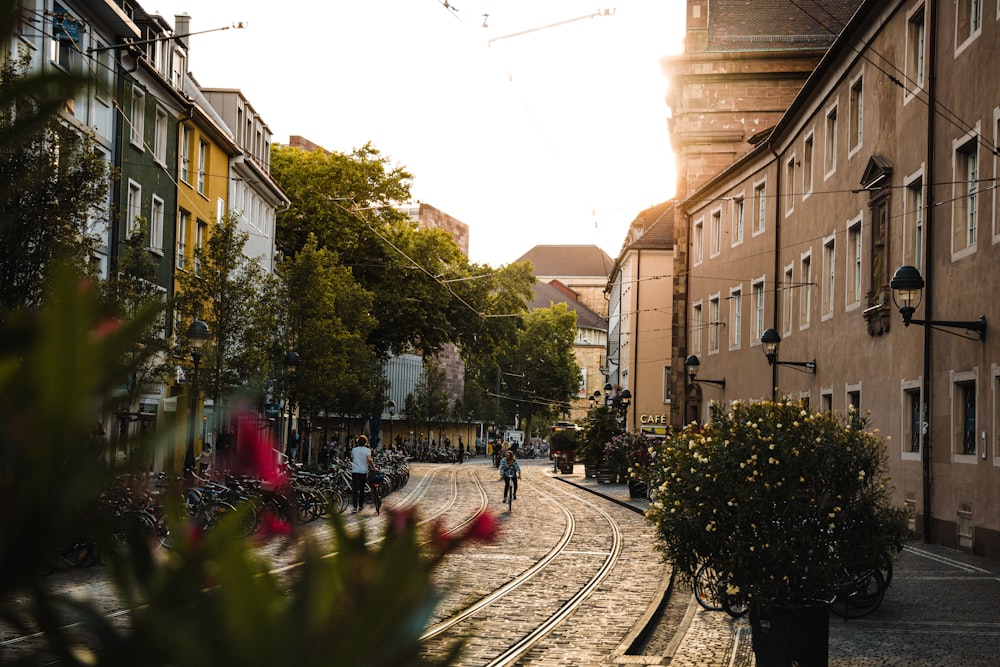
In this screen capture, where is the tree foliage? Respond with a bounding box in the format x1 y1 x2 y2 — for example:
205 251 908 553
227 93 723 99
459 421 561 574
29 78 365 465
0 46 109 322
175 213 276 411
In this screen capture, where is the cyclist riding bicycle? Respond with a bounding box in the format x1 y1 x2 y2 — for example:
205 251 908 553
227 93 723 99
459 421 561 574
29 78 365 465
499 450 521 502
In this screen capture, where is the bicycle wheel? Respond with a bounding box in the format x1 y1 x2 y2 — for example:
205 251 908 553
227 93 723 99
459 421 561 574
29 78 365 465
373 485 381 515
694 563 726 612
830 568 885 619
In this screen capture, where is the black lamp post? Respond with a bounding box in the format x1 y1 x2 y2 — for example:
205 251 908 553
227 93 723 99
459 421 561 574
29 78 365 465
684 354 726 388
760 328 816 400
387 400 396 448
890 265 986 340
184 319 210 474
283 350 299 460
466 410 473 455
588 389 602 409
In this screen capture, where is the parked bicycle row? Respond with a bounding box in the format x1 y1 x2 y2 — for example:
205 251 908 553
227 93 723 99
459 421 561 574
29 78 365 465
43 452 409 571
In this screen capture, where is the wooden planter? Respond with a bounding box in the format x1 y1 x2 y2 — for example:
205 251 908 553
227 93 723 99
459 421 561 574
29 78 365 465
584 464 598 478
596 467 616 483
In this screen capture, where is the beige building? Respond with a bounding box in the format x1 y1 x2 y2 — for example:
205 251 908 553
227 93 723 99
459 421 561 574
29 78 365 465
662 0 1000 558
605 203 676 436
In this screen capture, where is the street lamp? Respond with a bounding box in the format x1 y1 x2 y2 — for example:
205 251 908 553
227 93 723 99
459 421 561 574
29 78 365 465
685 354 726 388
284 350 300 461
890 265 987 340
387 399 396 448
760 328 817 372
588 389 602 409
184 319 210 475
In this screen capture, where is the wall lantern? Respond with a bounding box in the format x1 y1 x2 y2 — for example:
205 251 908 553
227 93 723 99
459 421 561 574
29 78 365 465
889 265 986 341
760 328 816 372
684 354 726 388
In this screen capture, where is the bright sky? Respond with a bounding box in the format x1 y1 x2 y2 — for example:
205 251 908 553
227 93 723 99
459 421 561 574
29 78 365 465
152 1 685 266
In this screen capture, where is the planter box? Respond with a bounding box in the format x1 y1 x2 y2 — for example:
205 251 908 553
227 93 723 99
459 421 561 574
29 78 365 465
628 479 648 499
558 460 575 474
749 605 829 667
596 467 616 483
584 464 598 479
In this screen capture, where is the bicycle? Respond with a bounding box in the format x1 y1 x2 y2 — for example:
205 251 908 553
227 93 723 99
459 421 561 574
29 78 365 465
367 470 385 515
693 562 749 618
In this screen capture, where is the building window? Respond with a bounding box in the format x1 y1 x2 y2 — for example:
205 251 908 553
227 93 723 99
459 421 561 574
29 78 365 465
954 137 978 253
800 253 812 329
849 75 864 153
177 209 188 269
868 194 891 308
693 218 704 265
847 388 862 428
154 108 168 165
785 156 796 216
783 266 794 336
754 182 766 234
663 365 671 404
180 125 191 183
709 296 720 353
197 140 208 195
692 302 703 355
822 236 835 319
825 104 838 175
172 49 186 89
957 380 977 456
710 210 721 257
752 279 765 342
956 0 982 50
803 134 814 196
821 391 833 413
149 196 164 252
733 196 745 245
905 175 924 269
50 4 80 71
195 220 206 275
127 180 141 229
847 218 863 308
905 387 922 453
906 5 926 97
130 87 145 148
729 287 742 349
95 48 112 103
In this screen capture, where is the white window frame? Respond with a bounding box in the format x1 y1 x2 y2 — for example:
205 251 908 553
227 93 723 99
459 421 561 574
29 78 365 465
177 209 188 270
950 369 979 462
846 215 863 311
822 233 836 320
149 196 164 253
904 168 925 269
753 180 767 236
952 129 980 260
783 264 794 337
732 194 745 246
729 286 743 350
692 301 704 356
955 0 982 55
751 277 765 344
130 87 145 149
197 140 208 196
848 72 864 158
154 107 168 166
708 294 721 355
127 180 142 231
693 217 704 265
802 132 815 198
904 3 926 103
901 378 923 462
180 125 191 184
785 154 796 217
710 208 722 258
824 101 839 178
799 251 813 330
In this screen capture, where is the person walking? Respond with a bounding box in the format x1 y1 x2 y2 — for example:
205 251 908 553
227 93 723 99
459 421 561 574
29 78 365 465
351 435 373 513
499 450 521 502
287 428 300 463
216 425 234 472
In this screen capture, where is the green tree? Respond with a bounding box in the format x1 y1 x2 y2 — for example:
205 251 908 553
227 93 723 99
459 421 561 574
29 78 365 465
280 234 380 446
101 221 170 447
175 213 276 415
496 304 581 439
406 361 451 441
0 46 109 322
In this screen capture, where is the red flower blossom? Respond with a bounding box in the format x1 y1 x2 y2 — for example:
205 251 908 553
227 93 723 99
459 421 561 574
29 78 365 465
463 512 499 543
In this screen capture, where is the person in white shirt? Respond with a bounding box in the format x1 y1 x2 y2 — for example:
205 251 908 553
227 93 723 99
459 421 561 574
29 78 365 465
351 435 374 513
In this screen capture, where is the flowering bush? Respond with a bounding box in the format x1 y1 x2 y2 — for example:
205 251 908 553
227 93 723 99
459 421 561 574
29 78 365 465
603 431 653 481
635 398 911 608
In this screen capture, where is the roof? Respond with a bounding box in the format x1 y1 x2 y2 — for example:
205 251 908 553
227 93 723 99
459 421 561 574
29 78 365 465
706 0 861 51
514 245 614 278
531 281 606 331
624 201 676 251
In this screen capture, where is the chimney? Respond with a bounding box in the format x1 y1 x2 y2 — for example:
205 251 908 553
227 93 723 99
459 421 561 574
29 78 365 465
174 13 191 48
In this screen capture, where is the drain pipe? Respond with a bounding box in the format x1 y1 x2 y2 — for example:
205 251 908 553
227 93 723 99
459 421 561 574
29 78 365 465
767 138 782 400
921 0 938 544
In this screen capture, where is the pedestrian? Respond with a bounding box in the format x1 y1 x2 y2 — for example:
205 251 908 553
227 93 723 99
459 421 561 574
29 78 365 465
216 425 234 471
499 450 521 502
287 428 300 463
457 439 465 464
351 434 373 513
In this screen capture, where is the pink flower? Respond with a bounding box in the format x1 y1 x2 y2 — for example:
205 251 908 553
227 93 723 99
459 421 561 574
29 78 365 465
234 412 288 491
256 509 292 539
463 512 499 543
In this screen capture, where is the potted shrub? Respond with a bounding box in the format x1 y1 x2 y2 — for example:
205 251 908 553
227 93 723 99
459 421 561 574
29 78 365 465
635 398 911 666
580 405 621 477
604 431 653 488
549 429 579 473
